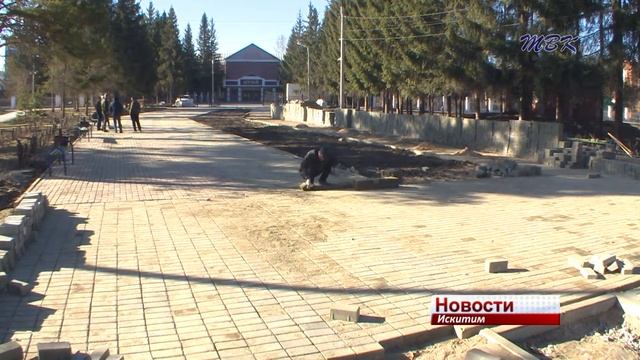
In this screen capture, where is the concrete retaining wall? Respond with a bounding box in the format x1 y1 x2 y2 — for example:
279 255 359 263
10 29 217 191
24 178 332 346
281 103 563 158
590 158 640 180
282 103 334 127
334 109 563 159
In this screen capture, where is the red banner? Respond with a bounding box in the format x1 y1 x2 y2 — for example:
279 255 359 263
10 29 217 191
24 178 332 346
431 313 560 325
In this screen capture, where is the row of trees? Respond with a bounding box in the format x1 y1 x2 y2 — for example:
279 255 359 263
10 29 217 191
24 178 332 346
3 0 223 113
282 0 640 134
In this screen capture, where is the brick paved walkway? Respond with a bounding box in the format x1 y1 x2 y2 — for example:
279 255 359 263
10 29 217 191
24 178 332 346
1 109 639 359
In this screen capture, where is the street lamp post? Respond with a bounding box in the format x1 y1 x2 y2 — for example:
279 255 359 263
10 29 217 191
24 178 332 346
297 42 310 100
211 54 216 106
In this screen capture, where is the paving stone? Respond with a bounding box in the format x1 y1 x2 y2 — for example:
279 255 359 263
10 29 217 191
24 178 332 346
37 342 72 360
606 261 620 273
0 341 23 360
485 258 508 273
329 305 360 322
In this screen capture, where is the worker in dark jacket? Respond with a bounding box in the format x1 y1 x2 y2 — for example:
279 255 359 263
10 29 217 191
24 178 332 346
101 94 110 132
95 97 104 130
299 146 336 187
110 96 124 133
129 97 141 132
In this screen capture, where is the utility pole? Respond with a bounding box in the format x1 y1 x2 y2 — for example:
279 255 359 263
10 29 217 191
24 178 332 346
211 57 216 106
339 5 344 109
297 42 311 100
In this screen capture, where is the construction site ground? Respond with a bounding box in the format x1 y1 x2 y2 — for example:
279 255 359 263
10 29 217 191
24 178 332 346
0 107 639 359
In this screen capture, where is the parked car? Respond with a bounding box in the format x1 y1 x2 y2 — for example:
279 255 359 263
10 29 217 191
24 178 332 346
175 95 194 107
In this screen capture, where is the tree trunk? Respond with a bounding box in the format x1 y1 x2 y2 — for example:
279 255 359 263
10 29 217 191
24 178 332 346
612 0 624 136
419 96 425 114
475 92 481 120
85 94 89 116
447 95 452 117
518 8 533 121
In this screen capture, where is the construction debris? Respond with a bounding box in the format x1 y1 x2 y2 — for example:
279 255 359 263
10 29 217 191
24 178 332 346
475 160 541 178
570 253 637 278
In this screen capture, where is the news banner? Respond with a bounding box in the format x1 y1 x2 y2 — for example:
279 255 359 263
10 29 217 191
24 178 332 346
430 295 560 325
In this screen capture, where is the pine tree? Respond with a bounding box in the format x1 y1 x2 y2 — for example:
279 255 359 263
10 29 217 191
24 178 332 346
111 0 156 96
182 24 198 95
281 11 307 88
157 7 182 102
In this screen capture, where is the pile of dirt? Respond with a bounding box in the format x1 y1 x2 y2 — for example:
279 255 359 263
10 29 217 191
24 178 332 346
194 110 474 182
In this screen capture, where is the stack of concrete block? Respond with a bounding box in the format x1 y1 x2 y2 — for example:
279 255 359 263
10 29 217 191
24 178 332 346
542 140 617 169
569 253 636 279
475 159 542 178
0 191 48 291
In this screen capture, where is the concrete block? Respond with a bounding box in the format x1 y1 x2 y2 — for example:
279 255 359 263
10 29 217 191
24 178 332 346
621 259 637 275
330 304 360 322
591 253 616 267
479 329 538 360
71 353 90 360
599 150 616 159
104 356 124 360
0 341 23 360
0 235 15 251
89 349 110 360
0 250 15 272
454 325 485 339
617 289 640 318
464 346 503 360
485 258 508 273
8 280 31 296
0 271 7 289
37 342 72 360
568 255 591 270
580 267 599 279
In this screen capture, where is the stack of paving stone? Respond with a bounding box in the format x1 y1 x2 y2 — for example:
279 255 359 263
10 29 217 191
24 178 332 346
541 140 616 169
568 253 636 279
0 191 48 291
0 340 125 360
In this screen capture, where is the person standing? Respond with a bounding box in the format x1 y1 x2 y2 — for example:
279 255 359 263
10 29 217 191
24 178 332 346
129 97 142 132
95 96 104 130
101 93 110 132
110 95 124 133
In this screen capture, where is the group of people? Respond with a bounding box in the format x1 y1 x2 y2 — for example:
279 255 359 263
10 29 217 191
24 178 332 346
95 94 142 133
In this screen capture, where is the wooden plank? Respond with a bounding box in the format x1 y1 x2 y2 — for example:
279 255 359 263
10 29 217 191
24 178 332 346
607 132 634 157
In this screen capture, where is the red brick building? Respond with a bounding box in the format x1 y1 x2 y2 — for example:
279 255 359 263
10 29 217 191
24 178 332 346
224 44 280 103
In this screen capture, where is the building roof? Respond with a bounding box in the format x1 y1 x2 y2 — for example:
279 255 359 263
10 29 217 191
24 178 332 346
225 43 280 63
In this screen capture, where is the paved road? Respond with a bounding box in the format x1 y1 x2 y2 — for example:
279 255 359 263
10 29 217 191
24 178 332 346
1 109 639 359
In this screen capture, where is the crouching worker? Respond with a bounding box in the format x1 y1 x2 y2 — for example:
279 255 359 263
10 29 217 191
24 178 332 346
299 146 336 190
